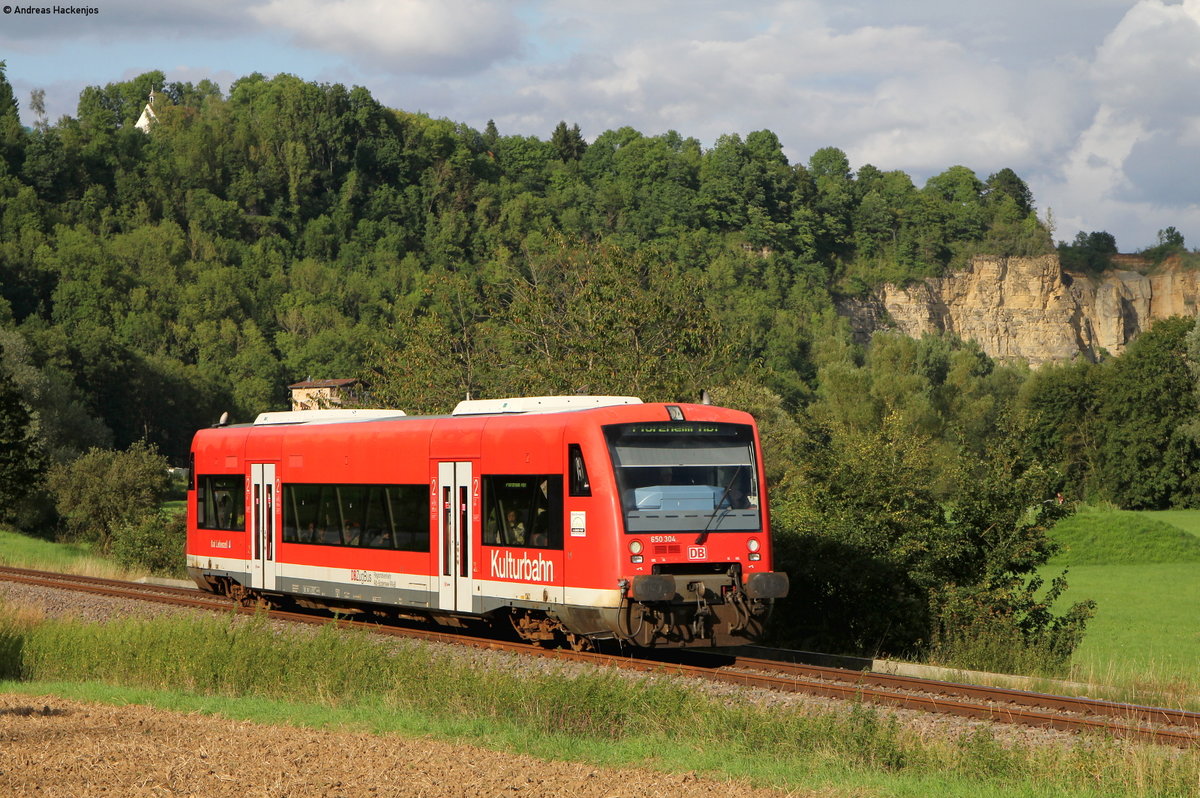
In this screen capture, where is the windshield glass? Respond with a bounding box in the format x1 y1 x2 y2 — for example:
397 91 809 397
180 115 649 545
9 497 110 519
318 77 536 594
603 422 761 533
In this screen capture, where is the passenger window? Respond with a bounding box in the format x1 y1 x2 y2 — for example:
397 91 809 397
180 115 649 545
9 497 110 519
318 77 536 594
196 475 246 531
282 483 428 551
568 444 591 497
483 475 563 549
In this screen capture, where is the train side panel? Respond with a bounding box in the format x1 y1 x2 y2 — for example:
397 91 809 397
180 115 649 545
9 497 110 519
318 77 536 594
272 419 440 610
466 415 566 644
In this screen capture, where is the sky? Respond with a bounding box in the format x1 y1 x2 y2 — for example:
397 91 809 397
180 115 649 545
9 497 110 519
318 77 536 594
1 0 1197 252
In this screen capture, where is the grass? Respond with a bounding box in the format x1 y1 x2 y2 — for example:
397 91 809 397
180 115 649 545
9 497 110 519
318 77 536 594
1052 563 1200 705
1040 506 1200 705
1136 509 1200 538
0 528 137 579
1046 505 1200 566
2 608 1198 798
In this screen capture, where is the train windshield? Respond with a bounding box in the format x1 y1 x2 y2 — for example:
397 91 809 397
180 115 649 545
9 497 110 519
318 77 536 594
603 421 761 534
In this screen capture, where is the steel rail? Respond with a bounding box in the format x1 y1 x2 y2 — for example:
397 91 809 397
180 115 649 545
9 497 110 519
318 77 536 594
0 565 224 606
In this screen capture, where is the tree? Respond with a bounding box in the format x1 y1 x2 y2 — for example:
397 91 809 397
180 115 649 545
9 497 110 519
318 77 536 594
1141 226 1187 263
493 236 729 400
483 119 499 148
366 270 496 414
112 508 186 575
550 121 587 162
1082 230 1117 253
809 331 1021 479
924 165 986 244
0 327 113 465
808 146 855 259
0 343 45 526
0 61 25 177
1158 226 1185 249
770 411 946 652
46 440 171 550
28 88 45 122
983 167 1033 217
929 428 1093 671
696 133 748 232
1097 316 1200 509
1058 230 1117 273
770 406 1090 668
1018 359 1102 500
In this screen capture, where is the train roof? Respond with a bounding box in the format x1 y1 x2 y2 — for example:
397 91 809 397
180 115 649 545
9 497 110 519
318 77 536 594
196 397 754 440
192 399 759 466
246 396 643 427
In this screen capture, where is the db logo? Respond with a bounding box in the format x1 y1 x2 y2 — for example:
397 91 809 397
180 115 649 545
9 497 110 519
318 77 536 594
687 546 707 560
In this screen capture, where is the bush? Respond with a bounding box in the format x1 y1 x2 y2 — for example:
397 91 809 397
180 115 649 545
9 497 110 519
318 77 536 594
767 407 1095 666
928 576 1094 674
45 440 170 551
111 509 186 576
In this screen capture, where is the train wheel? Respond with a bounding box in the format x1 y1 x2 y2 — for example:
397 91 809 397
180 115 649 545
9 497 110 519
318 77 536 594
225 582 270 610
226 582 253 607
565 632 594 652
509 610 557 644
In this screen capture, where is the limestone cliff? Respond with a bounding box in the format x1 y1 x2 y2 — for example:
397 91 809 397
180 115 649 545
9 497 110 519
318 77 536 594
841 255 1200 364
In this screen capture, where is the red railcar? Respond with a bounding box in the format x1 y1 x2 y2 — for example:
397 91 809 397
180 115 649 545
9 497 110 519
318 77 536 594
186 396 788 648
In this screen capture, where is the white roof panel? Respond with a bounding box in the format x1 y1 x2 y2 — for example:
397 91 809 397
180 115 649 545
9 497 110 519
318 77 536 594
451 395 642 415
253 408 406 426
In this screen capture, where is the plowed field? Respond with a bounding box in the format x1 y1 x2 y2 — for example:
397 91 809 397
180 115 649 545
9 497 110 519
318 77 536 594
0 693 804 797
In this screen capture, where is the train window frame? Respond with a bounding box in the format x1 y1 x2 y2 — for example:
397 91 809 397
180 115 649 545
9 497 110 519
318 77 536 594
482 475 563 550
568 444 591 497
196 474 246 531
282 483 428 551
602 422 762 534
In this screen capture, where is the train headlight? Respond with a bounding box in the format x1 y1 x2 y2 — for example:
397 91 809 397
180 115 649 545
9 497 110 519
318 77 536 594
747 538 760 552
629 539 644 564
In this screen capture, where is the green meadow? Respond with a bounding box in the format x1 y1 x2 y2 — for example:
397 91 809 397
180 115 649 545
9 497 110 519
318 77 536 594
0 528 133 579
1045 505 1200 706
1136 509 1200 538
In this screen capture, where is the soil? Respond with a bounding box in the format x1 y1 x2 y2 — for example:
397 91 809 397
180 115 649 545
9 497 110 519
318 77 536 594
0 693 809 798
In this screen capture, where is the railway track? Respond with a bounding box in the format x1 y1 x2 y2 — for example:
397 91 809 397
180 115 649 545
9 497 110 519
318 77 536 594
669 649 1200 747
4 565 1198 748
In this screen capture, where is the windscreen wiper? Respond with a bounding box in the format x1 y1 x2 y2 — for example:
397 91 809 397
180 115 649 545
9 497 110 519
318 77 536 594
695 465 742 545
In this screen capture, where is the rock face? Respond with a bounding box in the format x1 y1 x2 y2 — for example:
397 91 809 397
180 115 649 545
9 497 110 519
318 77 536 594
843 255 1200 364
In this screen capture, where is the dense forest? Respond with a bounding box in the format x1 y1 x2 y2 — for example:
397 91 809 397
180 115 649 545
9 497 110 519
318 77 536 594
2 65 1198 666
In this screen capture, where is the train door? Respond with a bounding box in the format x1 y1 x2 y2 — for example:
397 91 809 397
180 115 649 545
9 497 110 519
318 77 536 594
436 461 476 611
249 463 278 592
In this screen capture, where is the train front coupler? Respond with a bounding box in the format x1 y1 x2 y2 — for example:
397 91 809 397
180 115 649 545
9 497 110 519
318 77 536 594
623 569 787 647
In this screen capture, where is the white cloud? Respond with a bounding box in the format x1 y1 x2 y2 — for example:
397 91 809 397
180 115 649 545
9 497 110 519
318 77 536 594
457 3 1087 185
1091 0 1200 116
250 0 522 76
1037 0 1200 246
